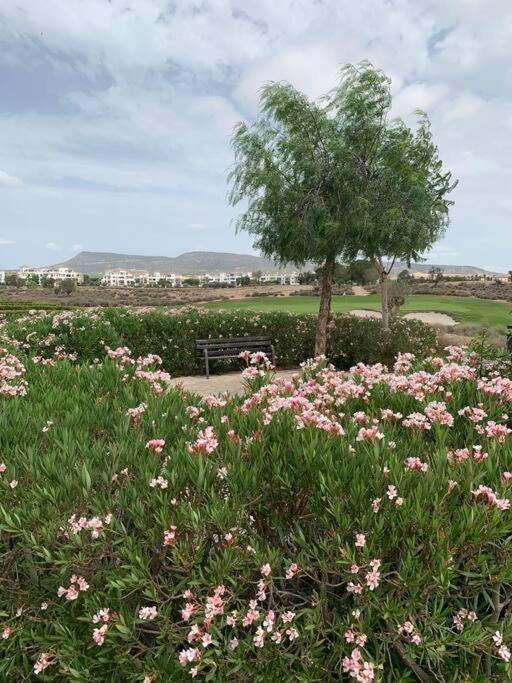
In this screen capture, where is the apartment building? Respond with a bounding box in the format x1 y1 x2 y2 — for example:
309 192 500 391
259 272 299 285
199 272 251 286
101 269 183 287
17 266 83 284
0 270 5 284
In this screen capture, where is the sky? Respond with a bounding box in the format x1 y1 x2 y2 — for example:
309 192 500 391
0 0 511 271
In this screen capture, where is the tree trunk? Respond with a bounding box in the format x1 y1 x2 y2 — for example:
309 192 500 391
380 268 389 331
314 257 335 356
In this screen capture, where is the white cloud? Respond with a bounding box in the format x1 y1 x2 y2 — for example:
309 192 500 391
71 243 84 251
0 239 15 246
392 83 449 118
45 242 61 251
441 92 485 123
0 171 22 187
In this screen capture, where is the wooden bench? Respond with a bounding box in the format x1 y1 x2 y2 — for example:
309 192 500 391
196 336 276 379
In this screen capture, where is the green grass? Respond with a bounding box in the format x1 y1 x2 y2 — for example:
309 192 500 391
203 294 512 328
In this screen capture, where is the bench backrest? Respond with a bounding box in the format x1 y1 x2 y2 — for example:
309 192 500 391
195 336 273 357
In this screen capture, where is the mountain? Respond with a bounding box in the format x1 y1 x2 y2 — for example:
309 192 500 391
51 251 504 277
391 262 503 277
51 251 299 275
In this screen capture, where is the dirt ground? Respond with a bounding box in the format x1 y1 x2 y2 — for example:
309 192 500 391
169 369 299 396
0 284 313 307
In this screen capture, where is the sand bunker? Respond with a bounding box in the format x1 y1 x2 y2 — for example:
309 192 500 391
348 310 457 326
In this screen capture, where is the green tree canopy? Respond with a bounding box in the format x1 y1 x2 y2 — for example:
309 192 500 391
229 61 456 350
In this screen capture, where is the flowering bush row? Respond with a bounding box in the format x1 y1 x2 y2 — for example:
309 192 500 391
0 338 511 679
3 306 436 375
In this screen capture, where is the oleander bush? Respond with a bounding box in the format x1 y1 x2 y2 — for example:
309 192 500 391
1 333 512 681
3 307 436 375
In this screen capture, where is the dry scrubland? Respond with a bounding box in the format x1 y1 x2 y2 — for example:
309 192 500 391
412 281 512 303
0 284 311 308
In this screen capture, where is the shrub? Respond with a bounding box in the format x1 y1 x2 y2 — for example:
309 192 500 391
0 346 512 680
3 308 436 376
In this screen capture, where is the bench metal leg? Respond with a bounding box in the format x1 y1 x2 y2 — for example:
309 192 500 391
270 344 276 367
204 349 210 379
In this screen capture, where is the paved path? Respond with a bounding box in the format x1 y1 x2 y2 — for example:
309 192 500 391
169 369 299 396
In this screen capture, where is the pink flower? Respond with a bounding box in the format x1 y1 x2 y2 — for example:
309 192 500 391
498 645 511 662
33 653 54 675
286 562 298 579
286 627 299 641
282 611 295 624
404 457 428 472
186 426 218 456
2 626 11 639
58 575 89 600
260 563 272 576
253 626 265 647
493 631 503 646
9 480 17 489
138 606 158 621
355 534 366 548
93 623 108 646
181 603 195 621
365 570 380 591
163 526 177 545
386 485 398 500
201 633 212 648
146 439 165 453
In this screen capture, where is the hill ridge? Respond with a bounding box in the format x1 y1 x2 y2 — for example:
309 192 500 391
49 250 502 277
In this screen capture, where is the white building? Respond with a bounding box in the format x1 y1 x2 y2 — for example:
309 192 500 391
101 269 138 287
199 272 252 286
0 271 5 284
101 269 183 287
18 266 83 284
259 271 299 285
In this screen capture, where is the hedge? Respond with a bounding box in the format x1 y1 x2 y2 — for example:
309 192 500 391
4 307 436 375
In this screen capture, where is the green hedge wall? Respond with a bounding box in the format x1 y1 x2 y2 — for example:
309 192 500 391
6 307 436 375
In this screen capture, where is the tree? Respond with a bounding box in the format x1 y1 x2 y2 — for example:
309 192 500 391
5 273 23 288
340 73 456 328
347 259 379 286
508 270 512 283
230 62 456 351
229 64 399 354
55 279 76 295
83 274 101 286
429 267 444 286
397 269 413 286
297 271 317 285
